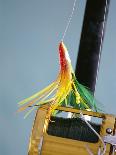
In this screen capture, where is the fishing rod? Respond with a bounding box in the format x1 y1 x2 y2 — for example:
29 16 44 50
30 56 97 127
75 0 110 93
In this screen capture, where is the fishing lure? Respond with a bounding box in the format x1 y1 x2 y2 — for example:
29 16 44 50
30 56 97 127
18 42 98 118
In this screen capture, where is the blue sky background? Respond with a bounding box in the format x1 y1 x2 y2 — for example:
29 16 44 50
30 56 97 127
0 0 116 155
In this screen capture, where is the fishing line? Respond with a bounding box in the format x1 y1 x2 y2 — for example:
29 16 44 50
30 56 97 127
80 112 106 155
94 0 108 93
61 0 77 41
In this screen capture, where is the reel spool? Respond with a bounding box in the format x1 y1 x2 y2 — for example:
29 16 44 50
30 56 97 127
28 106 116 155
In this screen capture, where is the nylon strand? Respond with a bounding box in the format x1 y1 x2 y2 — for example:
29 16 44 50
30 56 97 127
61 0 77 41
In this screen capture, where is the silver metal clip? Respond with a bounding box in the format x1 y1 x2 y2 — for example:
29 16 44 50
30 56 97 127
103 134 116 146
103 133 116 155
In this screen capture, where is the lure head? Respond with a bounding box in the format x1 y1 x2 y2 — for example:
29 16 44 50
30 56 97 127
59 42 71 70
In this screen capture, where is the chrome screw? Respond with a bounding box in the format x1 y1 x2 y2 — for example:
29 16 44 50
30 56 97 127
106 128 112 134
